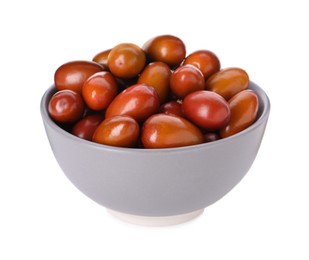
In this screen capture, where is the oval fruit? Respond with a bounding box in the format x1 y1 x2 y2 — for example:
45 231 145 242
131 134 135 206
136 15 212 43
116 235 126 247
105 83 160 122
92 115 140 148
82 71 118 111
182 90 231 130
205 67 249 100
184 50 220 80
143 35 186 68
49 35 259 149
54 60 104 94
203 132 221 143
170 64 205 99
220 90 259 138
137 61 171 103
107 43 146 79
48 90 84 124
71 114 104 141
141 114 204 148
159 100 184 117
92 49 111 67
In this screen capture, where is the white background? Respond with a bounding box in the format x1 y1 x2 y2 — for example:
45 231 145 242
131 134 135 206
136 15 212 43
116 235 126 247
1 0 308 259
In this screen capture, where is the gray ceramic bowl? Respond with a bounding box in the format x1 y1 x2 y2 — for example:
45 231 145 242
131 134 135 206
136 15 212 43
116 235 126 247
41 81 270 225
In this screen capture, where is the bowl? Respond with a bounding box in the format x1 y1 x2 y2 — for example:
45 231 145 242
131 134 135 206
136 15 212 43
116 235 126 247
40 81 270 226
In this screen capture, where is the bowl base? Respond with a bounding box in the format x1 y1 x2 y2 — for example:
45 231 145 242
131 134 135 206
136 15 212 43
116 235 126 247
107 208 204 226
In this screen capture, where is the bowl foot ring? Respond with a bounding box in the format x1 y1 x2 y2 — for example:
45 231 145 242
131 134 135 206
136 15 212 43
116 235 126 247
107 208 204 226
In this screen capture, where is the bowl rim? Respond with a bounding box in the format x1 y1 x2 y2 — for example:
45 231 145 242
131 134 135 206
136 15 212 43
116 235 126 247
40 81 270 154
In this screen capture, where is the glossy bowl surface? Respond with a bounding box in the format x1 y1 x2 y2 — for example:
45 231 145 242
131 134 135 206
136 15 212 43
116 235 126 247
41 81 270 217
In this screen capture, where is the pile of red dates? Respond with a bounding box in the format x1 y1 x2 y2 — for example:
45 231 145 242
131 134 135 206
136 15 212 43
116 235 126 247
48 34 259 148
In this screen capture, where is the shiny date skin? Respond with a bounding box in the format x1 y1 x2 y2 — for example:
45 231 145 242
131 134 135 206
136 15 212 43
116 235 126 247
220 90 259 138
92 49 111 67
82 71 118 111
184 50 220 80
107 43 146 79
141 113 204 148
105 83 160 122
54 60 105 94
205 67 249 100
48 90 85 124
159 100 184 117
92 115 140 148
71 113 104 141
170 64 205 99
143 35 186 68
138 61 171 103
182 90 231 130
